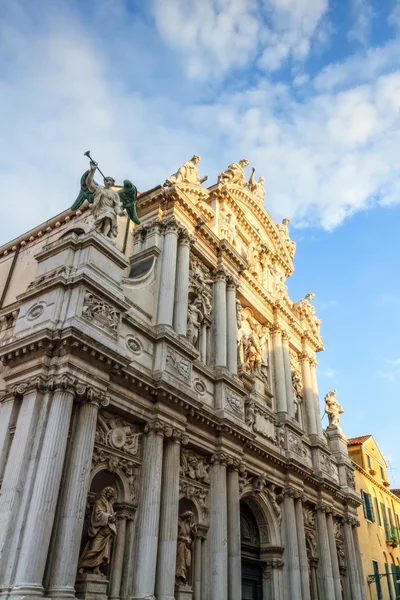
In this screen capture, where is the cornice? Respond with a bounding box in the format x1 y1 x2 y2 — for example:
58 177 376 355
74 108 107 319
354 463 400 505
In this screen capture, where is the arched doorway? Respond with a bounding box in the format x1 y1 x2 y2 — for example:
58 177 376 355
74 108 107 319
240 500 263 600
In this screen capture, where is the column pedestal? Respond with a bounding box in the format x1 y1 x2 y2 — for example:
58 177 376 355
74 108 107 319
75 575 108 600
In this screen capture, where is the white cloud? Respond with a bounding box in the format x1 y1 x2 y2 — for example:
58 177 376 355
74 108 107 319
347 0 375 46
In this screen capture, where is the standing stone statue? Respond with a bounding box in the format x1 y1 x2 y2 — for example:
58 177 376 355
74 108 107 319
78 486 117 575
324 390 344 427
247 167 266 203
175 511 196 586
164 155 208 187
218 159 249 187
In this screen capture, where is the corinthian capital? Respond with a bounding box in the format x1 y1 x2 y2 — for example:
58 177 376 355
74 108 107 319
212 266 227 283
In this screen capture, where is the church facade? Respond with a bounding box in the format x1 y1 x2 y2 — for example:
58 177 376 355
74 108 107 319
0 157 365 600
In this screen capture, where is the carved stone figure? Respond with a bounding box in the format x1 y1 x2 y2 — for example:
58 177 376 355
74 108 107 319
324 390 344 427
277 218 296 260
164 155 208 187
247 167 266 203
175 511 196 585
218 159 249 187
180 449 209 484
85 162 124 239
78 487 117 575
291 371 302 419
219 209 237 247
271 265 288 301
187 297 203 347
245 398 256 428
244 337 263 373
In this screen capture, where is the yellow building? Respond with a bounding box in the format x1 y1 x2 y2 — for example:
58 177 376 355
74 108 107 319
348 435 400 600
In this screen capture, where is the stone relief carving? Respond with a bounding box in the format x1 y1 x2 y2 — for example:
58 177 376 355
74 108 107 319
226 390 245 417
165 347 191 382
193 378 206 395
320 453 339 481
276 218 296 260
164 155 208 187
303 505 318 558
26 302 46 321
245 398 276 443
187 299 203 347
306 530 318 558
303 507 316 529
180 449 210 484
78 486 117 575
251 474 282 524
218 159 249 187
219 208 237 247
246 241 269 287
187 257 212 353
324 390 344 427
288 432 311 464
126 336 143 355
238 308 269 385
346 467 356 488
246 167 266 204
175 511 196 586
81 292 120 337
295 293 322 338
179 481 208 517
271 264 288 301
291 371 303 420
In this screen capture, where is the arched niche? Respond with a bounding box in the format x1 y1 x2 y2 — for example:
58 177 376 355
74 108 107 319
240 488 282 548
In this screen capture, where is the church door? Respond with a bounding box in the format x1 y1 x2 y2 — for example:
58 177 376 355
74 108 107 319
240 500 263 600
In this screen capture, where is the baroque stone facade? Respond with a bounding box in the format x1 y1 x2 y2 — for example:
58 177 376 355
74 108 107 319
0 159 365 600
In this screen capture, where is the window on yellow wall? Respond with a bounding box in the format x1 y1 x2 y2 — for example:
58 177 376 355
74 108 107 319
380 465 385 480
381 503 391 539
367 454 372 469
361 490 375 522
374 497 382 527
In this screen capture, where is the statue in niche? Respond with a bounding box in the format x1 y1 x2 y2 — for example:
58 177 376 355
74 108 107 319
244 336 263 373
324 390 344 427
245 398 256 428
176 511 196 586
187 297 204 347
78 486 117 575
164 155 208 187
218 159 249 187
219 208 237 247
291 371 303 420
277 218 296 260
247 167 266 203
271 264 288 300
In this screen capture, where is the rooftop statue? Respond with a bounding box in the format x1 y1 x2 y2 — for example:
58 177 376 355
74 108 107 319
164 154 208 187
324 390 344 427
71 151 140 238
218 159 249 187
247 167 266 203
277 218 296 260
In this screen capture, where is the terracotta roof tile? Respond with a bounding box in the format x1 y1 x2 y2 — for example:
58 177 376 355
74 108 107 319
347 435 372 446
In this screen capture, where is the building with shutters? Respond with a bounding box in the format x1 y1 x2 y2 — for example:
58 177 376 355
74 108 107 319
0 156 366 600
348 435 400 600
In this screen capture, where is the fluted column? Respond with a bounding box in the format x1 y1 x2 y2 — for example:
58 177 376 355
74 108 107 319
315 505 335 600
173 229 192 335
209 454 228 600
309 359 324 439
295 496 311 600
226 278 238 375
309 558 319 600
46 391 108 598
227 464 241 600
282 331 294 417
0 380 45 584
272 327 287 413
0 391 19 481
352 523 367 600
157 218 179 326
12 376 76 595
155 430 182 600
283 488 302 598
109 505 129 600
194 528 207 600
301 354 317 436
326 513 342 600
213 268 227 368
120 508 137 600
133 422 164 600
342 518 362 600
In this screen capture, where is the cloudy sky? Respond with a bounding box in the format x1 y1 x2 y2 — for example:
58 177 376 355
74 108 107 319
1 0 400 484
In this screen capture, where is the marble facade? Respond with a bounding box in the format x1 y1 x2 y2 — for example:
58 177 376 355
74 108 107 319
0 161 365 600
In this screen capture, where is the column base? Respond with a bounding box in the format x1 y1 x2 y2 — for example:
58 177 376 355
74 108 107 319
10 583 44 597
46 586 76 600
132 596 156 600
175 586 193 600
75 575 108 600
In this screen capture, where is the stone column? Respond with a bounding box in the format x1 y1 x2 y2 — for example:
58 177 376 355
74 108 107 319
213 269 227 368
173 229 192 335
226 278 238 375
201 532 210 600
120 507 137 600
315 505 335 600
209 455 228 600
282 488 302 598
326 513 342 600
200 323 207 363
309 359 324 439
46 392 107 598
352 523 367 600
294 496 311 600
12 376 76 596
227 464 241 600
343 518 361 600
309 558 319 600
0 381 44 580
301 354 317 436
157 218 179 326
193 531 205 600
133 422 164 600
282 332 294 417
271 327 287 413
155 431 181 600
109 505 130 600
0 391 19 481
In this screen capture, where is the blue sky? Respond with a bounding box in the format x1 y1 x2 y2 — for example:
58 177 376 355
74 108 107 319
1 0 399 484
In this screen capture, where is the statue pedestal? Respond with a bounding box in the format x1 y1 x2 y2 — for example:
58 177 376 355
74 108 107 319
75 574 109 600
175 585 193 600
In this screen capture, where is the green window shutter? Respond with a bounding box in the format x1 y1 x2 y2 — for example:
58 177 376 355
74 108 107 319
364 492 375 522
385 563 395 600
361 491 368 519
381 503 391 539
374 497 382 526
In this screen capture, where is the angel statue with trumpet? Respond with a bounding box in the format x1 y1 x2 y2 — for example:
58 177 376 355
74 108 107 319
71 151 140 240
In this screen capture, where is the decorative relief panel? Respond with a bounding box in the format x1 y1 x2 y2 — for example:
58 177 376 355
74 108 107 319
303 505 317 558
225 389 245 418
320 453 339 482
180 448 210 518
165 347 191 383
237 306 270 388
245 397 278 445
81 291 120 338
187 257 213 359
288 432 312 466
